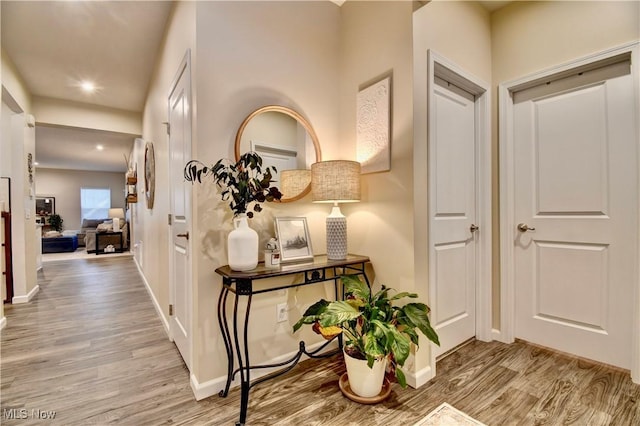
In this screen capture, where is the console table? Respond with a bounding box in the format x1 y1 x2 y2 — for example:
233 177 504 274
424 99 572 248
95 231 123 255
215 254 371 426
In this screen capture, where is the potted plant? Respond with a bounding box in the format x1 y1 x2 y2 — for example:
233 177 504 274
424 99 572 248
293 275 439 398
48 214 63 232
184 152 282 271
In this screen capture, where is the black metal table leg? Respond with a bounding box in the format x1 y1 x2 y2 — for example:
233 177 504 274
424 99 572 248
234 281 253 426
218 282 233 397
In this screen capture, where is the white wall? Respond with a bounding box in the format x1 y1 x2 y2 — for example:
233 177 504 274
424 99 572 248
32 96 141 135
1 49 31 114
1 47 37 304
138 0 196 367
191 0 342 385
339 0 424 375
35 168 126 230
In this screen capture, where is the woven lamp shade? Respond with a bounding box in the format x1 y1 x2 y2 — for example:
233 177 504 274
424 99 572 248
311 160 361 203
108 208 125 219
281 169 311 200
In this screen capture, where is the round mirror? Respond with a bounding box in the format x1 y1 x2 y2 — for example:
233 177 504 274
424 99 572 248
235 105 321 202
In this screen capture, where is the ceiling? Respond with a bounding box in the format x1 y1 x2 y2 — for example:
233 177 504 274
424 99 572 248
1 1 173 172
477 1 512 12
2 1 509 173
35 125 137 173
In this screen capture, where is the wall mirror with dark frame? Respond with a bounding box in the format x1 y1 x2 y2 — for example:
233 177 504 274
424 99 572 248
235 105 321 202
35 196 55 216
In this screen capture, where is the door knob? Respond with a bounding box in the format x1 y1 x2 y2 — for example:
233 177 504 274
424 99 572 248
470 224 479 233
177 232 189 240
517 223 535 232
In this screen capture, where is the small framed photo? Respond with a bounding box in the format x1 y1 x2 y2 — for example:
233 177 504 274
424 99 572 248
275 217 313 263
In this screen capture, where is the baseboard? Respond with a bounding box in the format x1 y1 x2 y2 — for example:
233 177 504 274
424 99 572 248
405 364 434 389
190 372 232 401
492 328 507 343
190 340 338 401
134 258 171 338
0 316 6 330
12 285 40 304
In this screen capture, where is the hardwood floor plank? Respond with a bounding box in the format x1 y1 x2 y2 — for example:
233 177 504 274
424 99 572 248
2 257 639 425
474 387 539 425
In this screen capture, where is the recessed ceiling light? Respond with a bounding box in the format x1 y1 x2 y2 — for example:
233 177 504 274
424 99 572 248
96 145 104 151
81 81 96 93
34 161 39 166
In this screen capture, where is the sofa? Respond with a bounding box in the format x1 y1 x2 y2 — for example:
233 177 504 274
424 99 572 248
80 218 129 253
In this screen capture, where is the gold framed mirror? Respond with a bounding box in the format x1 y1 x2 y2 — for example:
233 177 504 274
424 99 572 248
235 105 321 202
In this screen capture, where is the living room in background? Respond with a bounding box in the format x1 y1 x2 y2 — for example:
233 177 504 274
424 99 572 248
80 188 111 220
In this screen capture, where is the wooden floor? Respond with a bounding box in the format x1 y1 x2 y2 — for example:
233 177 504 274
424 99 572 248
1 257 639 425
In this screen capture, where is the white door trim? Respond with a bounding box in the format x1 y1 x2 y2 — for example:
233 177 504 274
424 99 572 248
499 41 640 383
168 49 193 370
427 50 492 375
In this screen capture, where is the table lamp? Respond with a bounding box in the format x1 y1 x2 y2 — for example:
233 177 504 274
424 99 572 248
108 208 125 231
311 160 361 260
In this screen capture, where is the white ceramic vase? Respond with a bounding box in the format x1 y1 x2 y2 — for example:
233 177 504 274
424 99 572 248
344 349 388 398
228 213 259 271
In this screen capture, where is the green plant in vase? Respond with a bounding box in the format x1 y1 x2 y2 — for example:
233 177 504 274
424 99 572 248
294 275 439 397
184 151 282 218
48 214 63 232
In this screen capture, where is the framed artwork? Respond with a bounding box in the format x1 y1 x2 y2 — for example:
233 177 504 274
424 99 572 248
357 74 391 174
144 142 155 209
275 217 313 263
35 196 55 216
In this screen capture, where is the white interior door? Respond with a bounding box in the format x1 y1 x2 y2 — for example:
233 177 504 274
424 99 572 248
512 58 637 369
168 52 192 370
250 140 297 183
430 76 477 357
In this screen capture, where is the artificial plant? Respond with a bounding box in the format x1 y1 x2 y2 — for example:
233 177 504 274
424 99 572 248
184 152 282 217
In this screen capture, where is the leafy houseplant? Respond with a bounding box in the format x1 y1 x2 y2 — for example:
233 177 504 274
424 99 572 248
293 275 439 389
48 214 63 232
184 152 283 218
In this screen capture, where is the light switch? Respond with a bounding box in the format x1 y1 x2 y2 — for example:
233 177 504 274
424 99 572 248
25 208 31 219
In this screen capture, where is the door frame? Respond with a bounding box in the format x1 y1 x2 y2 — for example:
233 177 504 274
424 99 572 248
167 49 193 369
499 41 640 383
426 50 492 374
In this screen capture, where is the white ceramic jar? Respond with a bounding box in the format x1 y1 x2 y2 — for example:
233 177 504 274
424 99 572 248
227 214 258 271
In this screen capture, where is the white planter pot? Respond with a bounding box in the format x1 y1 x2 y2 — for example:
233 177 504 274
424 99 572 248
228 214 258 271
344 349 387 398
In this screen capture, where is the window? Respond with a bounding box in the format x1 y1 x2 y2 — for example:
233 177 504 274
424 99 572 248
80 188 111 220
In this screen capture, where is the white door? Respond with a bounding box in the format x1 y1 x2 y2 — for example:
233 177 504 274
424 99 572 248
168 52 192 370
250 140 297 184
430 76 477 357
512 59 637 369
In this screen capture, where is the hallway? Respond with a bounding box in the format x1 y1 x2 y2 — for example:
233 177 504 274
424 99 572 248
0 257 205 424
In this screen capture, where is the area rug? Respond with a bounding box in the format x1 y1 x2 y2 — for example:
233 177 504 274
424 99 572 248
413 403 486 426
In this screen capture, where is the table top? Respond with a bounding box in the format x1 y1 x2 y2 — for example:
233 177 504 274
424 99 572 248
215 254 370 280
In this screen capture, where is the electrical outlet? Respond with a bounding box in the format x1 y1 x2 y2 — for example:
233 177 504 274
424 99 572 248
277 303 288 323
